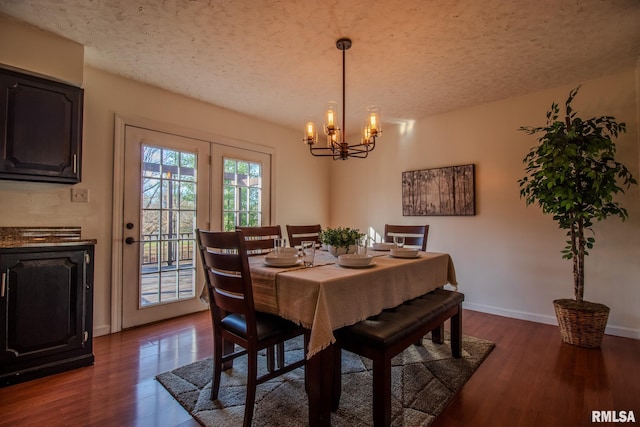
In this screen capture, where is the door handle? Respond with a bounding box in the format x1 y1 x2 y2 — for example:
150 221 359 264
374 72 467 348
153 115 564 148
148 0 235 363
125 237 138 245
1 272 6 298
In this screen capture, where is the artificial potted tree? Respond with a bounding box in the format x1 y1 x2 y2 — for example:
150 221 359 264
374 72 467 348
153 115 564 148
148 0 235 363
518 86 637 348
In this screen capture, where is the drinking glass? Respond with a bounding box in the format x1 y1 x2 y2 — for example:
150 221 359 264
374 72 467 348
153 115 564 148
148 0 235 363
393 235 405 248
355 236 368 256
274 238 286 254
301 241 315 267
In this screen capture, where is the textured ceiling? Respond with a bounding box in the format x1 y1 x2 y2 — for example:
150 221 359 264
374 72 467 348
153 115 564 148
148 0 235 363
1 0 639 135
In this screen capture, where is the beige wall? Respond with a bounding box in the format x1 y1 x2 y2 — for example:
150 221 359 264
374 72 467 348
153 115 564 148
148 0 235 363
0 17 330 335
329 69 640 338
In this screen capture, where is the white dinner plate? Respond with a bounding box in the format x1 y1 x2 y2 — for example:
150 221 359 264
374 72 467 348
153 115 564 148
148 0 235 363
338 254 373 266
264 259 301 267
264 254 300 267
338 261 376 269
389 248 420 258
371 242 395 251
274 247 299 256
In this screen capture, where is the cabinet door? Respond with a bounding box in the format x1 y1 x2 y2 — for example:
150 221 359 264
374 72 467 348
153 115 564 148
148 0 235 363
0 67 83 183
0 249 87 367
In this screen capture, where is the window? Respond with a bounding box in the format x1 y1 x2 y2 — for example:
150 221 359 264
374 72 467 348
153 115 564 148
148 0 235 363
222 158 263 231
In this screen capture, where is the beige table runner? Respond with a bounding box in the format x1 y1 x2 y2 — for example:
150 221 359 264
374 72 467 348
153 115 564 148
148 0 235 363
248 251 337 314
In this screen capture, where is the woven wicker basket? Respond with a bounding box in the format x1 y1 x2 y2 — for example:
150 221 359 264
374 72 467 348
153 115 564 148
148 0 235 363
553 299 610 348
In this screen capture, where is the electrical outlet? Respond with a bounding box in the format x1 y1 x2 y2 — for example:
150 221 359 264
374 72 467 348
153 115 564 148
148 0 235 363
71 188 89 203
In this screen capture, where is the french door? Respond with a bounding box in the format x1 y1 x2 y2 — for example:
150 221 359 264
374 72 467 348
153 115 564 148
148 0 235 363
121 126 210 328
117 122 273 330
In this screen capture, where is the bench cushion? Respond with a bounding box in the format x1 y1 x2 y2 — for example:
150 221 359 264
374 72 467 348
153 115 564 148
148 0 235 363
336 288 464 349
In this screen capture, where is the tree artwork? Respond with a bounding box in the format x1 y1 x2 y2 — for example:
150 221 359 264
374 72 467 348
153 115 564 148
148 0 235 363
402 164 475 216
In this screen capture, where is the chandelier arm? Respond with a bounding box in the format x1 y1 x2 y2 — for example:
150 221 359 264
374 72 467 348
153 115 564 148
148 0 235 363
353 141 376 150
309 145 371 159
311 151 340 157
309 145 341 157
309 139 377 157
345 150 369 159
347 146 372 156
346 141 376 152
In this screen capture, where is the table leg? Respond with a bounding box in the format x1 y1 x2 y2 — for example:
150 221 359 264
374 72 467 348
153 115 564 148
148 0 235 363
222 339 234 370
306 342 337 427
332 346 342 411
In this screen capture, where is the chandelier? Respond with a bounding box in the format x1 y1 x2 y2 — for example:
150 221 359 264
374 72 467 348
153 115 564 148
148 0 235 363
303 38 381 160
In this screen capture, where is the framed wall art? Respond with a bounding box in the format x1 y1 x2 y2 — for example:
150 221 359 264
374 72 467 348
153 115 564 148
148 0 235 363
402 164 475 216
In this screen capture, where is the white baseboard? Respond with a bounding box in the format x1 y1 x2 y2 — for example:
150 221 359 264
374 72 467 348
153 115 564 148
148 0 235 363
93 324 111 337
463 302 640 340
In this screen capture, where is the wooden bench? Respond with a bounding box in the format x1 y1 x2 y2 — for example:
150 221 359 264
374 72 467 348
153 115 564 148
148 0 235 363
333 288 464 427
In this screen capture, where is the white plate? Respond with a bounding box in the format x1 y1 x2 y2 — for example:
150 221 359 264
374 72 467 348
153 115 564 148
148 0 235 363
372 242 395 251
389 248 420 258
264 259 301 267
338 261 376 269
264 254 300 267
274 247 299 256
338 254 373 267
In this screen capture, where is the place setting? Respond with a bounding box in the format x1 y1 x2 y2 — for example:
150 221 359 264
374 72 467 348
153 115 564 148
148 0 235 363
368 236 421 259
261 238 298 267
370 242 395 251
263 238 320 268
337 238 376 268
389 247 420 258
388 235 421 259
337 254 376 268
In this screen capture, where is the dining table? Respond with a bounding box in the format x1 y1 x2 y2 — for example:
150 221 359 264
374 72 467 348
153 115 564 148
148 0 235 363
247 247 458 426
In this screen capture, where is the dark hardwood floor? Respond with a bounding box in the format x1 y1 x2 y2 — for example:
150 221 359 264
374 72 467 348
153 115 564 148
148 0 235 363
1 309 638 426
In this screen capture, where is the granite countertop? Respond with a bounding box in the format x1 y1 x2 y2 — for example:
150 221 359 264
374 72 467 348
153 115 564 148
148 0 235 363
0 227 97 249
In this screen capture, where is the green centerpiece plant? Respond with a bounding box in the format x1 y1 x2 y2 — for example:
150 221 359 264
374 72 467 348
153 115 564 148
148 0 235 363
518 86 636 348
319 227 365 256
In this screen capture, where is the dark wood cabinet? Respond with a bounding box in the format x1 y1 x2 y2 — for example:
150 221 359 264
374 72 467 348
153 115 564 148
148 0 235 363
0 67 83 183
0 244 94 386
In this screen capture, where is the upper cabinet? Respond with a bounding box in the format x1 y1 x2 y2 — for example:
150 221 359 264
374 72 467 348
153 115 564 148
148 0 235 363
0 67 83 184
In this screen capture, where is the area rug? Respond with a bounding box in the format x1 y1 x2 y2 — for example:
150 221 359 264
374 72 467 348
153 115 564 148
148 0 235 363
156 333 494 426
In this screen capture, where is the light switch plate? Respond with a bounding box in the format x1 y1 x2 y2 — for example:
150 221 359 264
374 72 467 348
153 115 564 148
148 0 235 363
71 188 89 203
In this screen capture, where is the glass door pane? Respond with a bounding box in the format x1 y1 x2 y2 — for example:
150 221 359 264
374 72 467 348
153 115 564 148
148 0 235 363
222 157 264 231
140 145 197 307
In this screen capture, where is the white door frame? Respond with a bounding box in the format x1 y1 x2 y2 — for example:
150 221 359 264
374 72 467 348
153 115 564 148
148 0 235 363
111 114 276 333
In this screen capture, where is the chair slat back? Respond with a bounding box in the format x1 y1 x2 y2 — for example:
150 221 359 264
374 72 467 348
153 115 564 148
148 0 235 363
196 229 256 319
286 224 322 247
384 224 430 251
236 225 282 255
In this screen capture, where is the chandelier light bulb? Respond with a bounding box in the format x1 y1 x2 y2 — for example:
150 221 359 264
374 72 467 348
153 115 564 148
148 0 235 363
366 105 381 136
362 125 371 145
304 120 317 145
324 101 338 136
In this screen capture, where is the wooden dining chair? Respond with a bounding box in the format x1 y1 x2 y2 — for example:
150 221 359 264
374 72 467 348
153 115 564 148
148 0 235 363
384 224 429 251
196 229 307 427
286 224 322 247
236 225 282 255
236 225 289 368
